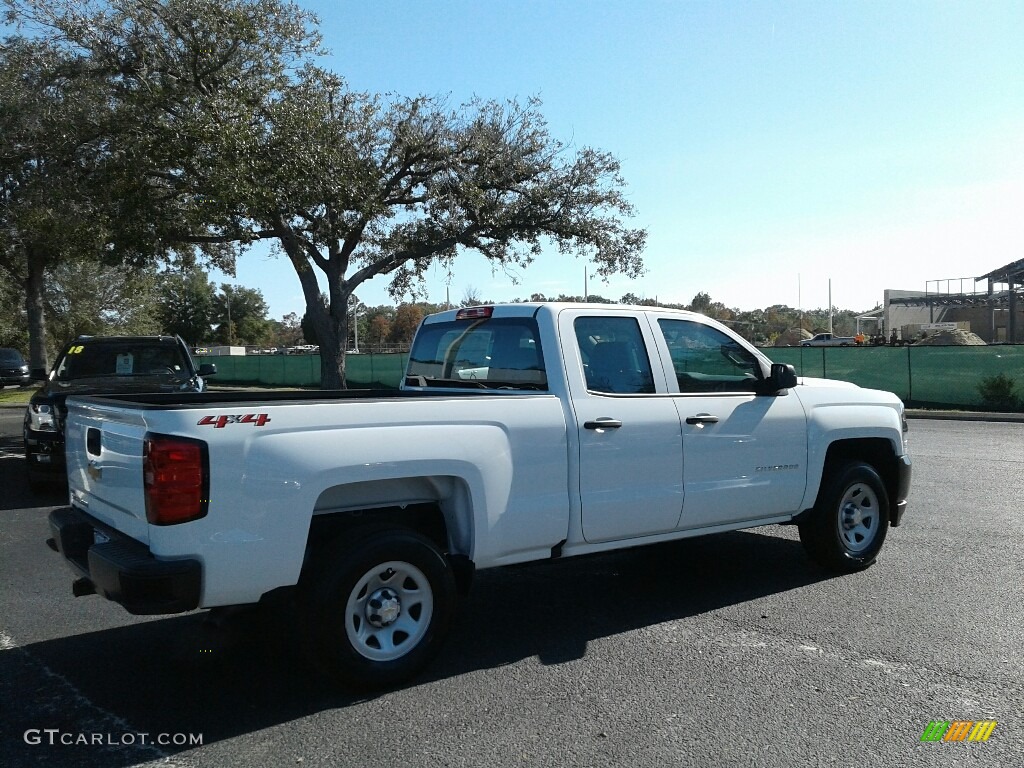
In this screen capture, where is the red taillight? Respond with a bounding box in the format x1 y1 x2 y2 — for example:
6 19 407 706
143 434 208 525
455 306 493 320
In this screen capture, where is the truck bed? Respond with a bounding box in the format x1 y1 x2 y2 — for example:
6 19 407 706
71 387 523 409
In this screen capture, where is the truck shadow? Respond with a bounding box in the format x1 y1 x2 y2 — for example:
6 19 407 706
2 530 828 766
0 432 65 510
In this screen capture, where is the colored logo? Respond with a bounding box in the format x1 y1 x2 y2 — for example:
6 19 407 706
920 720 997 742
197 414 271 428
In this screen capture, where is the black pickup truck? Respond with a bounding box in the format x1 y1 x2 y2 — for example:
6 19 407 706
23 334 216 492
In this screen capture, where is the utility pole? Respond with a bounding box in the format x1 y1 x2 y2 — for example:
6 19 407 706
828 278 833 335
798 273 803 330
351 304 360 353
222 289 234 345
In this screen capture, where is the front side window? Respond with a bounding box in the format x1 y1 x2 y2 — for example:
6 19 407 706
406 317 546 390
574 316 655 394
657 319 762 393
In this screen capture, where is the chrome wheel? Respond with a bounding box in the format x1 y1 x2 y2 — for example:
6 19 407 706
345 560 434 662
838 482 880 553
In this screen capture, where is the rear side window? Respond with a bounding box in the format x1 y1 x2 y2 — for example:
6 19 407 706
406 317 546 390
574 316 655 394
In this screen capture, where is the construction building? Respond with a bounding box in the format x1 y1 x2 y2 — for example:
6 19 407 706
877 258 1024 343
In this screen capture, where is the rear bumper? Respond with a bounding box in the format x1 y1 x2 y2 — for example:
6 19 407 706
47 506 200 615
24 429 65 474
890 455 912 527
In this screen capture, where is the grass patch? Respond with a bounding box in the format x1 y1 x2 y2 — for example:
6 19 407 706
0 386 34 405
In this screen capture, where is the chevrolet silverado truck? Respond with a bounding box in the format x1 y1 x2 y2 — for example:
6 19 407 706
47 303 911 689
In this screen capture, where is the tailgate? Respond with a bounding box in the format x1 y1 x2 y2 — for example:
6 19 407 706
64 397 151 544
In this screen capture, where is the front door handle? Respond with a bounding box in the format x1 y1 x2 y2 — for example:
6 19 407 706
685 413 720 425
584 417 623 430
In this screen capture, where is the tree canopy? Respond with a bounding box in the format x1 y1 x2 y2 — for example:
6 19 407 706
4 0 647 388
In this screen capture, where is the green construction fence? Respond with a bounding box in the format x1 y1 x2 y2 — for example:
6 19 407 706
764 345 1024 410
199 352 409 389
201 346 1024 411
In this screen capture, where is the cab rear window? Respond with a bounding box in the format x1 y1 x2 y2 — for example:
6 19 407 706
406 317 546 390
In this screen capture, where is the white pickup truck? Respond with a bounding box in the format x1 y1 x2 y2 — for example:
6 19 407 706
800 332 858 347
48 303 911 689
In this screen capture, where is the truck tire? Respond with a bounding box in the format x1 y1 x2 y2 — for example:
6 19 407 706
25 454 47 494
799 461 889 572
304 528 456 690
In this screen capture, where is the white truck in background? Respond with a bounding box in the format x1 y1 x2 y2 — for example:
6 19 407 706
800 332 859 347
47 303 911 689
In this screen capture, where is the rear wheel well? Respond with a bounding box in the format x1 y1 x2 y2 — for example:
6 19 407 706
302 504 473 595
308 503 447 555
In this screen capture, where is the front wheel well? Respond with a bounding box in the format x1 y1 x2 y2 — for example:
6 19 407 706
820 438 900 514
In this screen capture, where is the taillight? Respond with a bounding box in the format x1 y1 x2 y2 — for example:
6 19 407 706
143 434 208 525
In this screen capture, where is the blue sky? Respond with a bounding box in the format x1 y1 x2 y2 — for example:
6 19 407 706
211 0 1024 318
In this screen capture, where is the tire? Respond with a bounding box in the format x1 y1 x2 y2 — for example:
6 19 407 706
28 473 46 494
304 528 456 690
799 461 889 572
25 454 47 494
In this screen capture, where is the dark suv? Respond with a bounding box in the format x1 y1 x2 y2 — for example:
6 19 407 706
0 347 30 386
24 335 216 491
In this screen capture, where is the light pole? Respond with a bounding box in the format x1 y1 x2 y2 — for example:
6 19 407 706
220 289 234 345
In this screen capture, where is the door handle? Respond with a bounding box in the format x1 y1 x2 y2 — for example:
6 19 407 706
584 417 623 430
685 413 720 425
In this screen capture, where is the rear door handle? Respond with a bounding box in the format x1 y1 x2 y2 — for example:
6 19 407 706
584 417 623 430
685 413 720 425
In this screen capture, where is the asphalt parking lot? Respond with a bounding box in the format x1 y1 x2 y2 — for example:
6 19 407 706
1 409 1021 767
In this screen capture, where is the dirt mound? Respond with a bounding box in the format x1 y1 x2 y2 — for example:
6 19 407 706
774 328 812 347
912 329 986 346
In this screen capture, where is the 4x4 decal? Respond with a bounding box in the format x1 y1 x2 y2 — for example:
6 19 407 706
197 414 271 428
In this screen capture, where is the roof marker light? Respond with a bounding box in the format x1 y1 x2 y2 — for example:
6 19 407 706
455 306 494 321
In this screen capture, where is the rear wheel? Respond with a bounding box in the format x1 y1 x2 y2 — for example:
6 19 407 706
304 528 456 690
799 461 889 572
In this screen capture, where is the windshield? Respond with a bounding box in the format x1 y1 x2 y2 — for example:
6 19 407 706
0 348 25 364
53 341 190 384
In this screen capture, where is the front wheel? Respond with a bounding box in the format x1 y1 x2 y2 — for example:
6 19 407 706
25 452 49 495
304 529 457 690
799 461 889 572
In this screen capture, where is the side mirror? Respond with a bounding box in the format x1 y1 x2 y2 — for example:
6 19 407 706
768 363 798 391
30 368 48 382
198 363 217 376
